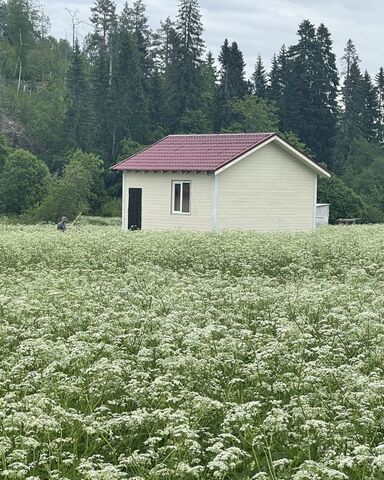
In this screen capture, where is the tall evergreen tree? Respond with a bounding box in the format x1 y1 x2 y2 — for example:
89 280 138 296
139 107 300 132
268 54 280 102
125 0 153 84
252 54 267 98
110 9 149 157
342 41 364 137
147 68 165 137
267 45 289 128
88 0 117 159
335 40 365 172
362 71 379 141
2 0 38 88
218 39 247 100
164 0 205 131
214 39 247 130
64 41 94 153
282 20 338 165
342 39 359 81
153 17 175 73
199 51 217 131
313 23 339 166
283 21 318 150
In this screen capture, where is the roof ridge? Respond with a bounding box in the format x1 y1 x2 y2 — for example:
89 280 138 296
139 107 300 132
168 132 276 137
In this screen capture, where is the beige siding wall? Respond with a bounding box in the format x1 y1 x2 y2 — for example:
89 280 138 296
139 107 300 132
216 142 316 231
122 171 212 230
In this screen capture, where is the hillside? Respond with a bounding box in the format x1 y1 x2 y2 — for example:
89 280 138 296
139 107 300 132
1 0 384 222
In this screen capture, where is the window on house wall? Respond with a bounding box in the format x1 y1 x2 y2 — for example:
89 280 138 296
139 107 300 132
172 181 190 214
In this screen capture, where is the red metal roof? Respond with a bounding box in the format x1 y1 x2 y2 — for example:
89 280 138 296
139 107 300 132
112 133 276 172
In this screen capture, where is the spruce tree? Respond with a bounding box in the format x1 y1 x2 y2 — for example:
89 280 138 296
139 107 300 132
314 23 339 166
362 71 379 142
268 45 289 129
282 20 338 165
164 0 205 131
342 41 364 139
153 17 175 73
124 0 153 84
64 40 94 152
200 51 217 131
283 21 318 151
268 54 280 102
88 0 117 160
110 10 149 156
214 39 248 130
218 40 247 100
147 68 165 137
342 39 359 81
335 40 365 173
252 54 267 98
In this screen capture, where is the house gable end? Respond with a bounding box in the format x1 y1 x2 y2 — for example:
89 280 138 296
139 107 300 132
214 135 330 178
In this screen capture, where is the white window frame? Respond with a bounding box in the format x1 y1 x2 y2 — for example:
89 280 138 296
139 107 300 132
172 180 191 215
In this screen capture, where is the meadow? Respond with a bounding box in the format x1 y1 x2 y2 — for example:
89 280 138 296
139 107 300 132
1 224 384 479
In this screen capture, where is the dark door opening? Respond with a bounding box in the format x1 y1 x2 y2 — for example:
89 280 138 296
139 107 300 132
128 188 142 230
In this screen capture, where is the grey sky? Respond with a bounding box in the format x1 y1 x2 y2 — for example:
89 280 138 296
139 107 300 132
45 0 383 78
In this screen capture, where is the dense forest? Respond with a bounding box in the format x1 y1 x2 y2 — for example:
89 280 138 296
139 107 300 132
0 0 383 222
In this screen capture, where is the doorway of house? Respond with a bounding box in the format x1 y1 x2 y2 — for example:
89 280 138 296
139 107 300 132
128 188 142 229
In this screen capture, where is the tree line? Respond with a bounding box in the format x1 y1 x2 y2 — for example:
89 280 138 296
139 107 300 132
0 0 383 222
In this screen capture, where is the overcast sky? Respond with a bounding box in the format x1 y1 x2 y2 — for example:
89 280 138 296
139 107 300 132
45 0 383 78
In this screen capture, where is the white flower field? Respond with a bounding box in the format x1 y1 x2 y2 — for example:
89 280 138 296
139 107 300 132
1 224 384 479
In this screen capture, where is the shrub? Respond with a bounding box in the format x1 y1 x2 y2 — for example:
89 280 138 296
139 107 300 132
33 149 103 221
0 149 51 214
317 174 368 224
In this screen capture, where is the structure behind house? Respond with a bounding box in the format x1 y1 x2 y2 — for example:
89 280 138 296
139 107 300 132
112 133 330 232
316 203 330 226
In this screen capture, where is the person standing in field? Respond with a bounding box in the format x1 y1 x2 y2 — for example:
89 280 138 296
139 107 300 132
57 216 67 232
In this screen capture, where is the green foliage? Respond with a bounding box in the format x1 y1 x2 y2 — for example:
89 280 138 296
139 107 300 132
33 150 103 221
162 0 205 132
0 131 10 170
224 95 279 133
88 0 117 160
180 108 212 133
14 79 66 161
111 21 149 153
317 174 367 223
1 1 384 223
343 137 382 181
119 137 146 160
361 71 380 142
340 137 384 219
282 20 339 165
0 148 50 214
64 41 95 153
99 197 121 217
215 39 248 131
279 131 313 157
252 54 267 97
267 46 289 107
218 39 248 101
334 40 365 172
199 51 217 131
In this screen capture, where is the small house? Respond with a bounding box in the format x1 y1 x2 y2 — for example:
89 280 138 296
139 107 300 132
112 133 330 232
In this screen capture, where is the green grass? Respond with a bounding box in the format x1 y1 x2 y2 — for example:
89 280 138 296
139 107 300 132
1 224 384 479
